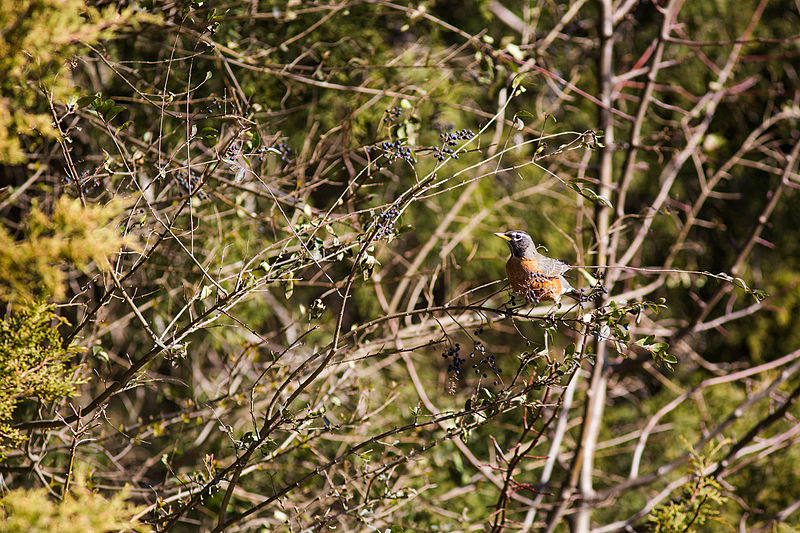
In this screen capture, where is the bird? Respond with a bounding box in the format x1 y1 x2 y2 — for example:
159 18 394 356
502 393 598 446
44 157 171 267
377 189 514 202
494 230 577 305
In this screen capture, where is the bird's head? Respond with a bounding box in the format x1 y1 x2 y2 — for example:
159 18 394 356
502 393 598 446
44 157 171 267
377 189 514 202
494 230 535 258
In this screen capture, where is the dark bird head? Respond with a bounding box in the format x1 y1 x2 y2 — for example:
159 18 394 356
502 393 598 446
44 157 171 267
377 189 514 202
494 230 535 259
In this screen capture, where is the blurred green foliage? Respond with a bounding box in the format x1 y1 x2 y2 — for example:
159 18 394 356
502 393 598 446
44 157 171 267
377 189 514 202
0 303 82 455
648 440 728 533
0 0 153 163
0 475 149 532
0 196 133 306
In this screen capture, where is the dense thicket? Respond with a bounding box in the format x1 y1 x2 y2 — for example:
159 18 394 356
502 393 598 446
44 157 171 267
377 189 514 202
2 1 800 532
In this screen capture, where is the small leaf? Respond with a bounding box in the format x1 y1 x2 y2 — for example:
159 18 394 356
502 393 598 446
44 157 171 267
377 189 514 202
360 254 380 280
198 285 213 301
99 99 115 114
92 345 109 363
751 289 768 302
105 105 126 121
115 120 133 134
283 278 294 299
511 75 527 90
77 95 99 108
650 342 669 353
564 343 576 357
578 187 613 209
635 335 655 347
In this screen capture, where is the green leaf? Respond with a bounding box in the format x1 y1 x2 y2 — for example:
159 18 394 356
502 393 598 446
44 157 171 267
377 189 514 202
635 335 655 347
661 353 678 364
115 120 133 134
360 254 380 280
511 75 525 90
564 343 576 357
99 99 115 114
650 342 669 353
577 187 613 209
105 105 126 121
283 278 294 299
92 345 109 363
77 95 99 108
198 285 213 301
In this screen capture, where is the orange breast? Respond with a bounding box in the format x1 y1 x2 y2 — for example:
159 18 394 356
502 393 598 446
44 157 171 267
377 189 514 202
506 257 563 302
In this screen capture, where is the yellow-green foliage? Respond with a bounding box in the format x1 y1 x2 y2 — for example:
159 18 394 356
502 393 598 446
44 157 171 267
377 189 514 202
0 478 150 533
648 439 728 532
0 302 83 455
0 0 152 163
0 196 133 306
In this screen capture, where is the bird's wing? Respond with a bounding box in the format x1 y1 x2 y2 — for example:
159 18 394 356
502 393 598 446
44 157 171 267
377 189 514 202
536 256 570 277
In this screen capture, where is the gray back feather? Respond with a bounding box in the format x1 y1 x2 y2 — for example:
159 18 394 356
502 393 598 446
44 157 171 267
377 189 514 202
534 253 571 278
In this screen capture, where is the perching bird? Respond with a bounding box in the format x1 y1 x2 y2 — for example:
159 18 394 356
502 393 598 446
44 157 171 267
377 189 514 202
494 230 578 305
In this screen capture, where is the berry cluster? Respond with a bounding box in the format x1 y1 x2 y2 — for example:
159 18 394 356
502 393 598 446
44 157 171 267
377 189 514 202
441 343 465 376
176 170 209 199
65 169 100 193
273 139 291 162
440 129 475 146
254 146 268 161
385 106 403 122
433 129 475 161
223 142 242 165
205 96 224 113
370 140 414 164
433 146 458 162
374 204 400 239
442 338 503 386
470 340 501 384
243 140 291 163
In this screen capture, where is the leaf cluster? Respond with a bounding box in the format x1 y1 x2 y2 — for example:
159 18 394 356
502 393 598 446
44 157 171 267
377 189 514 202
0 302 83 456
0 0 154 163
648 440 729 533
0 196 133 306
0 476 149 533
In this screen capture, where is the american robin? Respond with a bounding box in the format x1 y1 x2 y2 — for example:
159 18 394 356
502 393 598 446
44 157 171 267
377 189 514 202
494 230 577 305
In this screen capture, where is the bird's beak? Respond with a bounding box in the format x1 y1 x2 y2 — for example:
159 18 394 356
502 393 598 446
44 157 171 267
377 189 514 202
494 232 511 241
